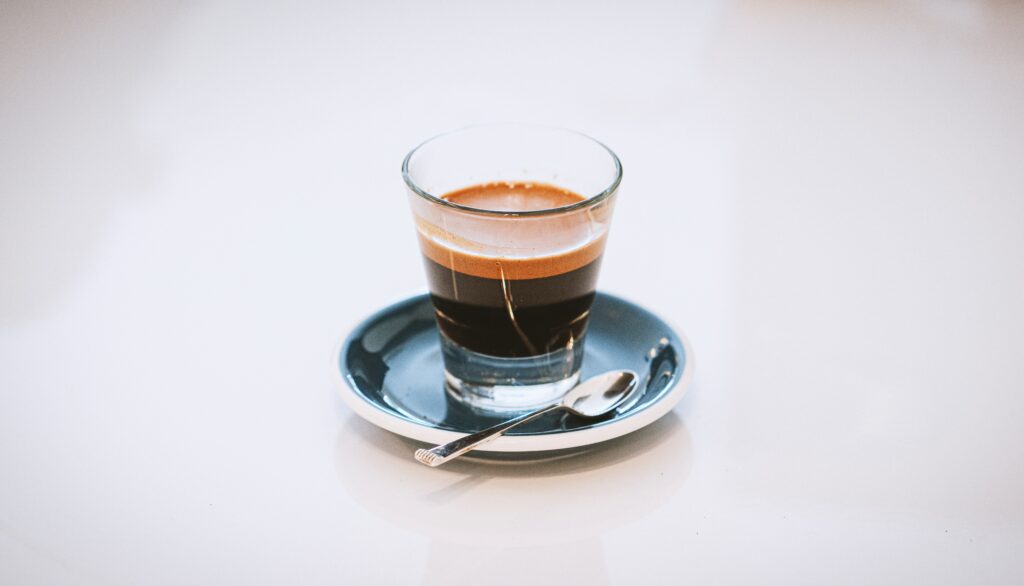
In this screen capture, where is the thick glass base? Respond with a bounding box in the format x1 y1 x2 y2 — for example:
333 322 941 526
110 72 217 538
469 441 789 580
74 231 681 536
440 332 585 413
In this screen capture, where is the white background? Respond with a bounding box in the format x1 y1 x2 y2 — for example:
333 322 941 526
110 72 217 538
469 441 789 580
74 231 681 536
2 0 1022 584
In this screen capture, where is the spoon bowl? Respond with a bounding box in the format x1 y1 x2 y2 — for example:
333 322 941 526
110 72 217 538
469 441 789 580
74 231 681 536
562 370 640 417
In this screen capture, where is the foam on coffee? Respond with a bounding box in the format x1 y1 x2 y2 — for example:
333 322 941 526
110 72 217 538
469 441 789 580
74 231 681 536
416 181 606 281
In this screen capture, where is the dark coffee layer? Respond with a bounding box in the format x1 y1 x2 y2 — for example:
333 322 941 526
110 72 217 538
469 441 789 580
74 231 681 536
425 255 600 356
422 254 602 308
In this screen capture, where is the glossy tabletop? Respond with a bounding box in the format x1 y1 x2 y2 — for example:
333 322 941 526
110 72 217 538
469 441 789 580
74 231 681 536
2 1 1022 584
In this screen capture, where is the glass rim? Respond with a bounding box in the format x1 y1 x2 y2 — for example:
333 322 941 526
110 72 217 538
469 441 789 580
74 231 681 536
401 123 623 218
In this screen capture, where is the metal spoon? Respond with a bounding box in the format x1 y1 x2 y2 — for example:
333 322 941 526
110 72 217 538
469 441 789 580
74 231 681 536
413 370 639 467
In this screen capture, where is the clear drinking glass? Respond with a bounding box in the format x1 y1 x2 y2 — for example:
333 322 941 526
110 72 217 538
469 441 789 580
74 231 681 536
402 124 621 412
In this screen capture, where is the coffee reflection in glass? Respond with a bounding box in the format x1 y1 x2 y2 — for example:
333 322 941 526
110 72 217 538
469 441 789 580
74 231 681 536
403 125 621 412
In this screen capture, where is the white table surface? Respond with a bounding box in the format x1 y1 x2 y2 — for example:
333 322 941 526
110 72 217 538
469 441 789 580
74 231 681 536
2 1 1022 584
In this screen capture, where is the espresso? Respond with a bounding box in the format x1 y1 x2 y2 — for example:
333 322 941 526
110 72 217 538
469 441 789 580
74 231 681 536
419 182 605 357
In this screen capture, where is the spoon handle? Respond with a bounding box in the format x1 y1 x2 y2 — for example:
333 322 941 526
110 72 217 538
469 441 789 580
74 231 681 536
414 404 564 467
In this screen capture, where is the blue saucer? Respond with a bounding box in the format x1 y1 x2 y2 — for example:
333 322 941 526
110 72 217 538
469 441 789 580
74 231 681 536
336 292 693 452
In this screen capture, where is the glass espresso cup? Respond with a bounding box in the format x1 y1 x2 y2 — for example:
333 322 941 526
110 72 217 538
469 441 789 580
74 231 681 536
402 125 621 412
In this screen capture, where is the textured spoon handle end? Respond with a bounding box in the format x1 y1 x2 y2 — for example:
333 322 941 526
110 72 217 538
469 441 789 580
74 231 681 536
414 448 444 467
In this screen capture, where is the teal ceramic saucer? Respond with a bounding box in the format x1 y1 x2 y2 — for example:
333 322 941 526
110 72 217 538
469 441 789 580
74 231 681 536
336 292 693 452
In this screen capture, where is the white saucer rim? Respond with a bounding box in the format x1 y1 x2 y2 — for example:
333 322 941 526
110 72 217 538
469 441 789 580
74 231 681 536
332 292 694 453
